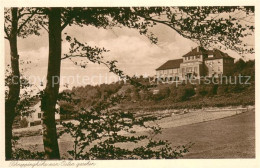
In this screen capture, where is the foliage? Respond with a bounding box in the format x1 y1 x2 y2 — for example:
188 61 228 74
153 86 171 101
5 6 255 159
4 7 45 39
233 59 255 80
196 84 218 97
59 95 192 159
19 118 28 128
12 148 45 160
175 84 195 101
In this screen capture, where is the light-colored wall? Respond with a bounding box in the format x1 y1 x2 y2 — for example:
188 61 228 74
156 68 180 77
180 61 202 79
205 59 223 77
156 54 233 81
25 102 60 126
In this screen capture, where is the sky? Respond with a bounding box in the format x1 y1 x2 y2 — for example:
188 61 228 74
5 22 255 89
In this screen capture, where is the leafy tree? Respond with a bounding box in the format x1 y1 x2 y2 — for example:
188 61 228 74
4 7 43 160
59 95 192 159
6 7 254 159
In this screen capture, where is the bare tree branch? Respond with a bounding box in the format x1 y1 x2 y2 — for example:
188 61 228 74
4 26 10 39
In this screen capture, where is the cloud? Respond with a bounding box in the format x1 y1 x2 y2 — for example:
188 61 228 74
5 23 254 87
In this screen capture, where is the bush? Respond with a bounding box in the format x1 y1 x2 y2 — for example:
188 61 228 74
153 86 170 101
12 148 45 160
175 84 195 101
59 95 192 159
217 84 229 95
196 84 218 97
20 118 28 128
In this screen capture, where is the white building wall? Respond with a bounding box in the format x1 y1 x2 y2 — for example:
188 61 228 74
25 102 60 127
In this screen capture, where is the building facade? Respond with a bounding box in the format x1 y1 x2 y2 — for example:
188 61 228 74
156 46 234 82
22 101 60 127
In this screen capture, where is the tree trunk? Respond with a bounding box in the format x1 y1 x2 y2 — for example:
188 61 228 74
41 8 61 159
5 8 20 160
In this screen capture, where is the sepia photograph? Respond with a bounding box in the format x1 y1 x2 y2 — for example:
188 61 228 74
1 1 259 167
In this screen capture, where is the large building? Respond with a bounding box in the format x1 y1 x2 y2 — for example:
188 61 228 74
156 46 234 82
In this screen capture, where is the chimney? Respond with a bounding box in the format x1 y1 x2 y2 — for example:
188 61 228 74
197 46 200 52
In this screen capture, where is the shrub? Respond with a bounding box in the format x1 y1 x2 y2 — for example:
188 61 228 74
196 84 218 97
19 118 28 128
217 84 229 95
175 84 195 101
153 87 171 101
12 148 45 160
59 95 192 159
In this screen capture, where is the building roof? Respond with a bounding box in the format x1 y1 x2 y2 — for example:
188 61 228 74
182 47 234 60
156 59 183 70
182 46 207 57
205 49 235 60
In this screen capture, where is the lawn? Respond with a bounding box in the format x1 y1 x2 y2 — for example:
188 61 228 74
155 109 255 158
15 109 255 159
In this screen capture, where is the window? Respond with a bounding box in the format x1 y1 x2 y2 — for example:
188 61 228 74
38 113 42 119
187 67 192 72
188 57 190 60
218 67 221 71
194 67 198 73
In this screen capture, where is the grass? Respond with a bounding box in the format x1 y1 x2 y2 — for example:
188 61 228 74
154 109 255 158
15 109 255 159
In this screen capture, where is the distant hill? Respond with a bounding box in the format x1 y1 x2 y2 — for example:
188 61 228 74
59 59 255 113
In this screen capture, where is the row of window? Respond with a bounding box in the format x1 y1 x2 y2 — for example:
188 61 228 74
205 60 221 64
156 76 180 82
182 67 198 73
184 55 201 61
158 69 179 75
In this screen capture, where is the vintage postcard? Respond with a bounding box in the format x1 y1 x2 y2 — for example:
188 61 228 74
0 0 259 168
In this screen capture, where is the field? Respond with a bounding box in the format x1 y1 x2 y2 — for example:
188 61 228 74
14 107 255 159
155 109 255 158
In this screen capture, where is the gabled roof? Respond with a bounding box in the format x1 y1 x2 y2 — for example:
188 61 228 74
182 47 207 57
205 49 235 60
156 59 183 70
182 47 234 60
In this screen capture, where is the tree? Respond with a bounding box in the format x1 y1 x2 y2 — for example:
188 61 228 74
4 7 43 160
40 8 62 159
17 7 254 159
58 95 192 159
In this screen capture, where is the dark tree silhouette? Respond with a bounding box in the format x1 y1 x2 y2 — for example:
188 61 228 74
5 7 254 159
4 7 43 160
36 6 256 159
